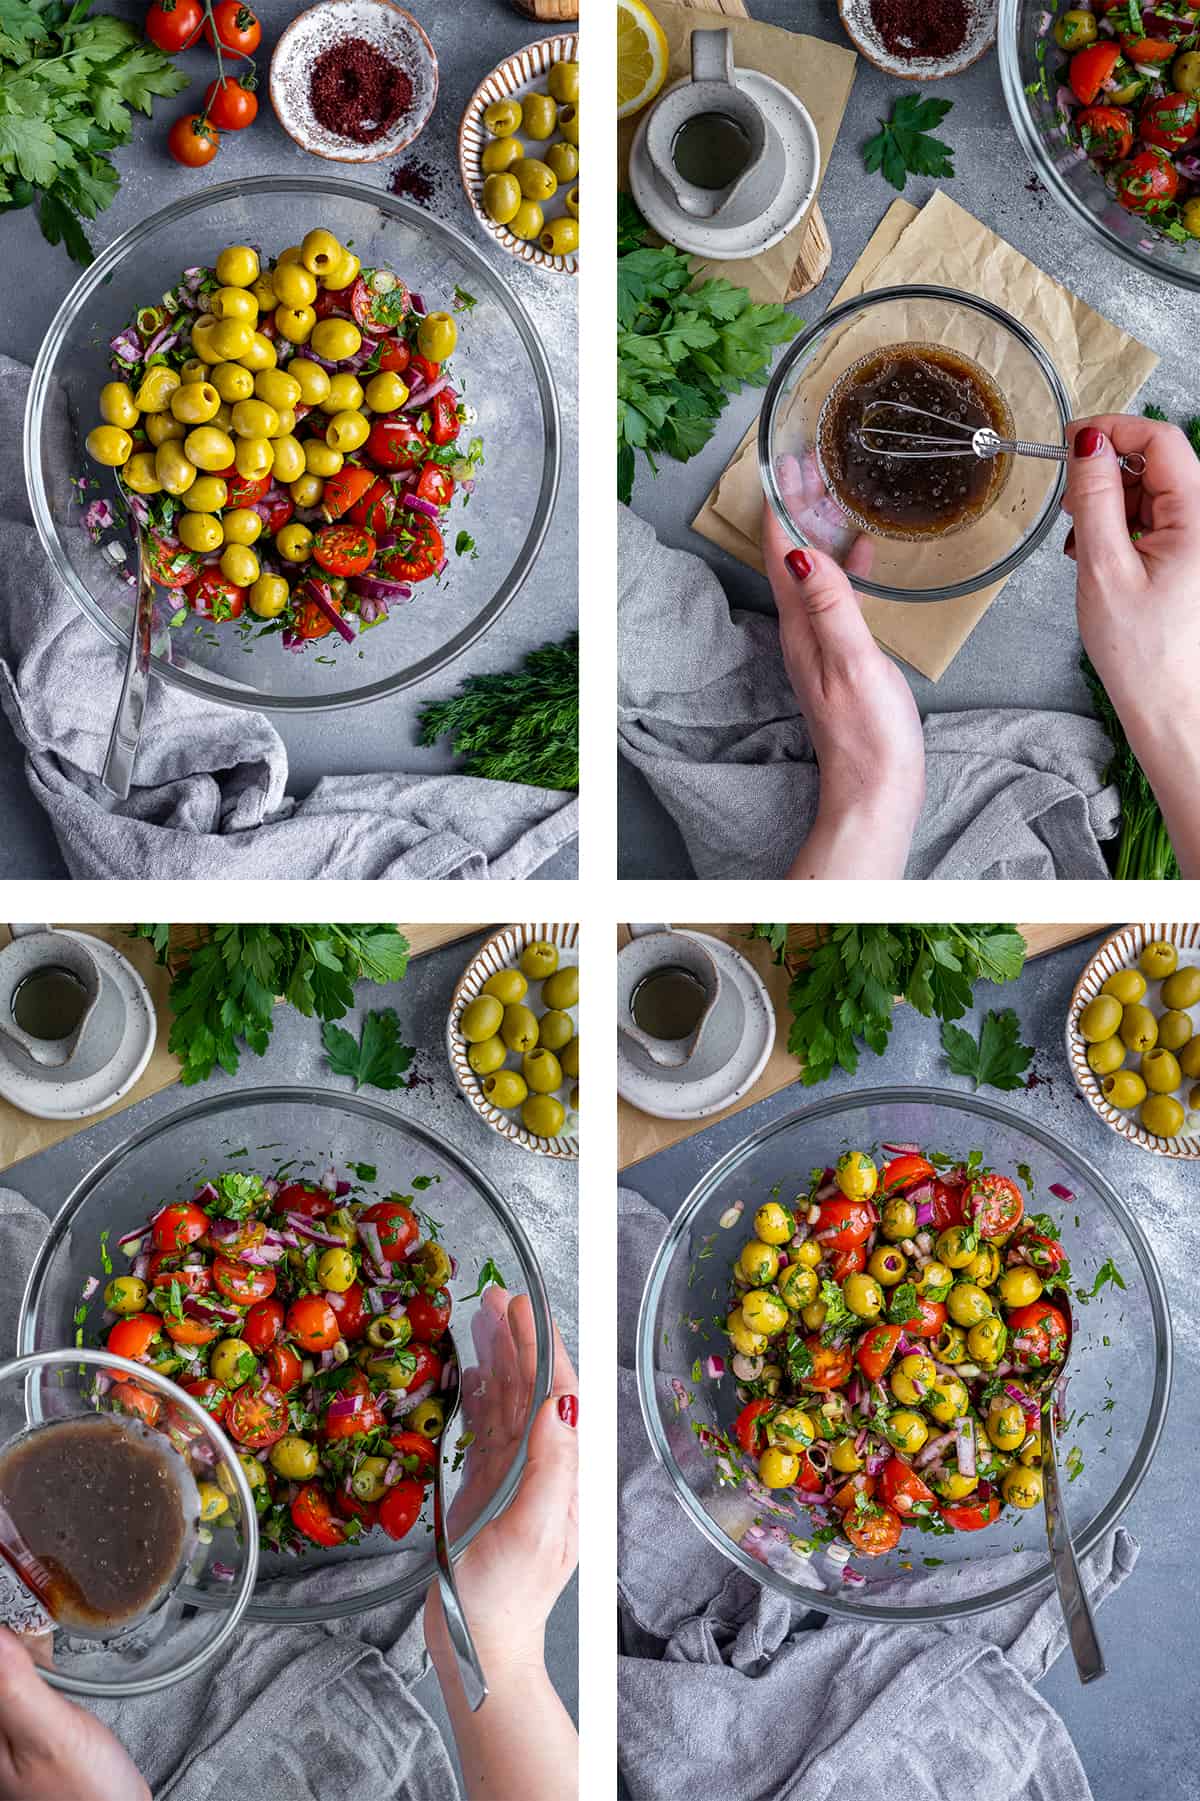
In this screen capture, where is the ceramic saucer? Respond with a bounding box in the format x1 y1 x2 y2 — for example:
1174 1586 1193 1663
618 931 776 1121
0 933 156 1121
629 68 820 261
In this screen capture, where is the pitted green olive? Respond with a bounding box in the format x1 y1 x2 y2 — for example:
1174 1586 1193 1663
560 1037 579 1079
1002 1464 1044 1509
566 184 579 219
548 60 579 104
1140 940 1178 980
482 968 527 1005
1101 968 1146 1005
778 1263 818 1309
1103 1069 1147 1112
522 1047 563 1093
483 1069 528 1110
541 217 580 257
558 103 579 145
545 142 578 183
1086 1036 1125 1077
461 995 504 1043
1142 1093 1185 1136
1180 1037 1200 1079
1174 48 1200 92
350 1455 391 1502
522 1094 565 1137
483 98 522 137
520 941 559 980
542 967 578 1009
366 1314 412 1350
1162 966 1200 1009
1157 1009 1193 1052
467 1035 507 1076
1119 1003 1158 1053
880 1196 916 1241
501 1003 539 1052
1079 994 1122 1043
946 1282 992 1327
105 1275 148 1314
536 1009 574 1052
481 137 524 174
269 1434 318 1480
522 92 558 140
1141 1046 1182 1093
516 158 557 203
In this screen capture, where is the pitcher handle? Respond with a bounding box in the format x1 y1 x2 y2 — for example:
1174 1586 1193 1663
628 923 670 939
690 28 734 86
8 924 51 939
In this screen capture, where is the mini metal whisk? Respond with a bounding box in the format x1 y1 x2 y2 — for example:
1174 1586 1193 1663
857 400 1146 477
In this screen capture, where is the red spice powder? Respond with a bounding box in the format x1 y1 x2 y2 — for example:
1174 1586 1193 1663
868 0 968 60
309 34 414 144
388 159 438 206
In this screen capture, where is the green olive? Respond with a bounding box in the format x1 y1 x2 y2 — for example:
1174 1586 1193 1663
842 1273 883 1320
211 1338 257 1387
1174 48 1200 93
409 1399 446 1439
522 91 558 140
351 1455 391 1502
483 98 523 138
1192 1082 1200 1110
467 1035 507 1076
548 60 579 104
778 1263 818 1309
880 1196 916 1241
365 1313 411 1349
197 1481 229 1522
412 1241 452 1289
1102 968 1146 1005
483 1069 528 1110
482 172 522 225
560 1036 579 1079
742 1287 789 1335
1158 1009 1193 1053
987 1403 1026 1451
933 1323 967 1364
935 1227 974 1269
537 1009 574 1052
417 311 458 363
1053 8 1097 47
324 1208 358 1248
965 1243 1001 1288
558 102 579 146
541 216 580 257
317 1247 356 1292
218 1452 268 1499
1079 994 1122 1043
1162 966 1200 1009
1180 1036 1200 1079
946 1282 992 1327
926 1376 969 1424
516 158 558 203
269 1434 318 1480
565 184 579 219
868 1245 907 1285
505 198 539 238
967 1315 1007 1364
104 1275 148 1314
522 1093 565 1137
883 1409 928 1454
482 968 527 1005
570 1083 579 1110
1103 1068 1147 1110
544 142 578 184
1119 1003 1158 1053
1142 1093 1185 1137
1140 939 1178 980
1086 1036 1125 1077
501 1002 539 1053
542 966 579 1010
522 1047 563 1093
1141 1046 1182 1093
461 994 504 1043
521 941 559 980
1002 1464 1044 1509
481 137 524 174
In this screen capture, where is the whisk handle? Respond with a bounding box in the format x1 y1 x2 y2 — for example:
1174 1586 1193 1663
988 433 1146 478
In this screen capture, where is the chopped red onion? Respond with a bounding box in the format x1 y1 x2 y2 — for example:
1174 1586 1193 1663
118 1223 151 1248
914 1203 935 1227
239 1244 285 1267
295 578 356 644
81 1274 99 1300
401 492 441 520
916 1431 956 1468
357 1221 385 1269
705 1355 725 1380
864 1449 891 1475
211 1561 236 1581
955 1417 976 1478
853 1427 868 1455
383 1456 404 1486
881 1142 920 1155
794 1488 825 1506
391 1380 436 1417
1048 1183 1074 1201
283 1213 345 1246
325 1392 367 1422
842 1567 866 1587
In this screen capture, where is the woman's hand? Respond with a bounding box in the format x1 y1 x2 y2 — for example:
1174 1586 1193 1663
0 1629 148 1801
1064 415 1200 876
763 453 925 878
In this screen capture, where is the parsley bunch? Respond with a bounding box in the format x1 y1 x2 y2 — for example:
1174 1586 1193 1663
0 0 188 263
418 633 578 792
617 196 802 504
131 925 411 1085
863 95 956 193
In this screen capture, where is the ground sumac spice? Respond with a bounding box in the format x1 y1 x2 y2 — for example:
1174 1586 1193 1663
869 0 968 60
308 35 414 143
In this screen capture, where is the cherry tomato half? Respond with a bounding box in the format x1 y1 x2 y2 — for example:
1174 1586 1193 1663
366 416 428 471
359 1199 419 1261
243 1297 285 1352
930 1178 966 1232
188 569 244 621
964 1172 1024 1242
350 272 411 337
320 465 375 521
405 1343 443 1393
226 1380 289 1448
375 338 412 375
291 580 344 642
266 1342 303 1392
108 1313 162 1361
203 76 259 131
291 1482 347 1547
216 467 272 510
830 1243 867 1282
110 1381 162 1426
164 1316 220 1347
148 1256 212 1296
415 464 455 510
213 1256 276 1305
1017 1228 1066 1275
1120 29 1177 65
855 1322 902 1383
143 532 203 589
312 523 375 578
941 1494 1001 1532
203 0 261 55
844 1502 903 1557
893 1293 946 1339
378 1478 424 1541
1069 40 1120 102
347 477 395 534
733 1399 772 1456
801 1335 853 1390
275 1180 336 1219
286 1294 340 1352
375 518 444 584
1007 1301 1070 1371
388 1430 437 1482
428 390 460 448
1075 103 1134 161
326 1282 368 1343
406 1287 451 1341
878 1456 937 1517
182 1377 230 1422
152 1201 209 1252
168 113 220 168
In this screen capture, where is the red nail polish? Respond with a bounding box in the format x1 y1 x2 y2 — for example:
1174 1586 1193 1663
1075 427 1105 459
557 1395 578 1429
785 548 814 580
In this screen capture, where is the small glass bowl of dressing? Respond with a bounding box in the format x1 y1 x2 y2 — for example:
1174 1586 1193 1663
759 284 1071 603
0 1349 258 1696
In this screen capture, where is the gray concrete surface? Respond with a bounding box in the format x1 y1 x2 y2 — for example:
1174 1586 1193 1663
4 927 579 1788
624 929 1200 1801
0 0 577 880
619 0 1200 877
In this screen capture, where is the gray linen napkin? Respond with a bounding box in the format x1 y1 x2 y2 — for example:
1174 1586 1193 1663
0 355 576 880
618 508 1119 881
0 1188 458 1801
618 1188 1135 1801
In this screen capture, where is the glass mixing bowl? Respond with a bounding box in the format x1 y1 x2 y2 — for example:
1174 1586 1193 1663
0 1348 258 1696
759 286 1071 602
24 175 560 712
1000 0 1200 292
18 1088 553 1625
637 1088 1171 1622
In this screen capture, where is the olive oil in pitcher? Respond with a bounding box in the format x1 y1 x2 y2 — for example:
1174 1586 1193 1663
671 111 753 190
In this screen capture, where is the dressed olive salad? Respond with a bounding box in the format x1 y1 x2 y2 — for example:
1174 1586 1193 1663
460 937 578 1139
725 1148 1072 1557
479 57 580 256
87 1163 462 1554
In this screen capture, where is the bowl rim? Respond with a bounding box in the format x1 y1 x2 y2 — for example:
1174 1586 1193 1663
757 282 1072 603
635 1084 1173 1623
836 0 997 83
997 0 1200 295
269 0 439 165
16 1084 554 1625
23 173 561 714
0 1346 259 1696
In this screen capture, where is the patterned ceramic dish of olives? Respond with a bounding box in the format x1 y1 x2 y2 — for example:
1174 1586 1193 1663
447 923 579 1160
1067 922 1200 1160
458 33 579 277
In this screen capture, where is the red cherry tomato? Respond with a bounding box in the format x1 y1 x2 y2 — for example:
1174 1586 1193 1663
388 1430 438 1482
266 1342 303 1392
881 1154 936 1192
182 1377 230 1422
276 1181 336 1219
168 113 220 168
878 1456 937 1517
844 1502 903 1557
347 477 395 533
733 1398 772 1456
894 1293 946 1339
142 532 202 589
1017 1228 1066 1275
216 467 272 509
406 1287 451 1341
145 0 203 50
832 1471 875 1514
1119 146 1181 211
213 1256 276 1305
813 1195 877 1251
108 1313 162 1361
334 1489 379 1528
109 1380 162 1426
855 1322 902 1383
1075 103 1135 160
366 416 428 471
1121 29 1177 64
291 579 344 642
320 466 376 521
188 569 244 621
964 1172 1024 1242
829 1243 867 1281
375 338 412 375
930 1178 966 1232
405 1343 443 1392
941 1494 1001 1532
312 523 375 578
428 390 460 447
350 272 411 337
164 1316 220 1347
226 1380 289 1448
243 1297 285 1353
378 1478 424 1541
148 1256 212 1296
1007 1301 1070 1371
375 517 444 584
286 1294 340 1352
415 464 455 509
407 352 440 387
203 0 261 54
322 1390 386 1442
801 1335 853 1390
1139 90 1200 149
326 1282 368 1343
203 76 258 131
152 1202 209 1252
291 1482 347 1547
1069 40 1121 102
263 495 293 534
359 1199 419 1260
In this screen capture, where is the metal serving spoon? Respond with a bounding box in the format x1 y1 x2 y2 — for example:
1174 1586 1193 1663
101 526 154 800
431 1329 488 1711
1035 1300 1106 1684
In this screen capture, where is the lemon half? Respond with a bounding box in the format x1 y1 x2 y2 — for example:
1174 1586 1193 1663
617 0 669 120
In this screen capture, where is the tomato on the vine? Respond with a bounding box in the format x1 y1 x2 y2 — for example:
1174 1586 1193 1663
203 0 261 54
203 76 259 130
168 113 220 168
145 0 203 53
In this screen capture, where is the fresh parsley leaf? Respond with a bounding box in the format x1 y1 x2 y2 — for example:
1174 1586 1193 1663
1077 1258 1126 1302
863 95 956 194
322 1009 416 1092
785 1331 813 1384
886 1282 919 1325
418 633 577 790
463 1257 507 1299
350 1162 377 1183
941 1008 1034 1092
747 924 790 963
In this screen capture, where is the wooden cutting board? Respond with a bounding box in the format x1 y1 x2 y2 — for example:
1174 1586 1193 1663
618 922 1110 1169
678 0 832 299
0 924 483 1174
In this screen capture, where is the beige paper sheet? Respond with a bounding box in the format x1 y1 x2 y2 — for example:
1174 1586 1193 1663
617 1 857 302
692 190 1160 680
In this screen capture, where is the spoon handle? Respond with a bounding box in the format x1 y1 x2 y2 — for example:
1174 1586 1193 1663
1042 1409 1106 1684
102 530 154 800
432 1459 488 1711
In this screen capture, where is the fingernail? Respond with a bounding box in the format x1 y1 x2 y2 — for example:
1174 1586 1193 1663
785 548 814 581
1074 427 1105 459
557 1395 578 1429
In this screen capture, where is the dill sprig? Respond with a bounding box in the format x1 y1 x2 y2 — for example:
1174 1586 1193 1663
417 633 578 791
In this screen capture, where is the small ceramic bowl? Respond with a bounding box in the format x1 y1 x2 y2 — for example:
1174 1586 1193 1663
1066 923 1200 1161
270 0 438 164
838 0 996 80
458 33 579 277
448 924 579 1160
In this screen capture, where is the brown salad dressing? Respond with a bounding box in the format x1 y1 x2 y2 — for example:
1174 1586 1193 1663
817 343 1013 541
0 1417 191 1634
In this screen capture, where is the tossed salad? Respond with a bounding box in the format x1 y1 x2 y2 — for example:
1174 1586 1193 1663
723 1147 1073 1558
84 1161 473 1555
82 228 483 650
